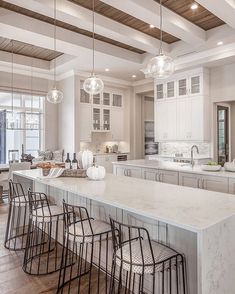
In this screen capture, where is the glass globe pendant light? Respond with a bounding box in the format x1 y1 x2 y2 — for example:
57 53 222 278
145 0 174 79
47 0 63 104
83 0 104 95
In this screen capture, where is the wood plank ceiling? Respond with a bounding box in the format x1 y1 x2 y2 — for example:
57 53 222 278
0 0 146 54
69 0 179 44
154 0 225 30
0 37 63 61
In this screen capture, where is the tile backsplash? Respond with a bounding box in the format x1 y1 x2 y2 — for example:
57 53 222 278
159 142 211 158
80 133 129 154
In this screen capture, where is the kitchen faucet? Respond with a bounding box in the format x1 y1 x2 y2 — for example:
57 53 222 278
191 145 199 167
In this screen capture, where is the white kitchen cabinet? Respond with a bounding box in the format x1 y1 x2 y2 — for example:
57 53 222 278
179 172 228 192
177 73 203 98
158 169 179 185
111 108 124 141
80 104 92 142
156 83 164 100
142 168 178 185
155 100 177 141
112 93 123 107
179 172 200 188
113 165 142 178
92 107 111 132
177 98 192 140
201 175 229 193
156 80 176 100
166 81 176 98
229 178 235 194
178 78 188 97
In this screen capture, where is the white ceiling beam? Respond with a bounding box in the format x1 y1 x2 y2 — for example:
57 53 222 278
101 0 206 45
196 0 235 30
0 9 142 64
4 0 169 54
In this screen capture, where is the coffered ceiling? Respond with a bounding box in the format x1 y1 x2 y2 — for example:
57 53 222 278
0 37 62 61
0 0 234 81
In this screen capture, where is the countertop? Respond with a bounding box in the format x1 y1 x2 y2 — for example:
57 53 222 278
13 169 235 233
113 159 235 178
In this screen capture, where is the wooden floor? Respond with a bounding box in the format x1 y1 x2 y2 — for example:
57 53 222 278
0 202 110 294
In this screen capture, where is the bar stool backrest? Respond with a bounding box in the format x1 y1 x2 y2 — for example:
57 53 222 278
110 217 155 266
9 180 26 202
8 162 31 181
63 201 94 236
28 190 51 216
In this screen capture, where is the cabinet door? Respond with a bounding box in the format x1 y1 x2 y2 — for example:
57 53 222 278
80 89 90 103
166 100 177 140
127 167 142 178
92 93 101 105
190 75 201 95
142 168 160 181
229 178 235 194
92 108 101 130
201 175 229 193
113 165 126 176
103 92 111 106
112 94 122 107
156 83 164 100
111 108 124 141
166 81 175 98
155 102 167 141
103 109 110 131
191 96 204 141
159 169 178 185
179 172 200 188
80 104 92 141
178 78 188 97
177 98 192 140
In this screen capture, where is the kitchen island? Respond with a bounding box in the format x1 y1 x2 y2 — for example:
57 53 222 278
13 169 235 294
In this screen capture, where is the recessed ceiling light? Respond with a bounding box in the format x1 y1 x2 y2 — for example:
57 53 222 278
150 24 155 28
217 41 223 46
105 68 110 72
191 3 198 10
132 75 137 78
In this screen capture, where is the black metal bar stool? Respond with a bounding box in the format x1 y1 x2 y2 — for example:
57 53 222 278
57 201 112 294
4 180 29 251
23 190 64 275
109 218 187 294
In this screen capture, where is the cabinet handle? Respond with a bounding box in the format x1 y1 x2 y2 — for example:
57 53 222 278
128 169 131 177
202 179 205 189
159 173 163 182
155 173 158 182
197 178 201 188
124 169 127 176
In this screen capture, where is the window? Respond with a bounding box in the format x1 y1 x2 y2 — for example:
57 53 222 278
0 92 44 163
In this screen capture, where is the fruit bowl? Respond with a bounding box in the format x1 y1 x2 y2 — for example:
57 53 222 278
201 164 221 172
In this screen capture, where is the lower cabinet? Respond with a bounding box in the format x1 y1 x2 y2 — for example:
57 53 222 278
142 168 178 185
113 165 142 179
228 178 235 194
179 172 229 193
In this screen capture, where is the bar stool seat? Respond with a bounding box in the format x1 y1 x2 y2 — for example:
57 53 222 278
11 196 29 206
32 205 64 222
116 240 178 274
68 219 111 243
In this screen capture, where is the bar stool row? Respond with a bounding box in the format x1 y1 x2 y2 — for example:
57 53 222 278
4 180 187 294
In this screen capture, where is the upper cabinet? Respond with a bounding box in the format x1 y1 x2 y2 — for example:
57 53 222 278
154 67 210 142
79 84 124 141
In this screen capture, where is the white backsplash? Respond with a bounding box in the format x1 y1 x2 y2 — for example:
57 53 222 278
159 142 211 158
80 133 129 154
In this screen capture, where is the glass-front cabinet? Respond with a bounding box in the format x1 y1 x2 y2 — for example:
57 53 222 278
112 94 122 107
190 75 201 95
93 93 101 105
156 84 164 100
80 89 90 103
92 108 101 131
178 78 187 97
92 107 110 131
103 92 111 106
103 109 110 131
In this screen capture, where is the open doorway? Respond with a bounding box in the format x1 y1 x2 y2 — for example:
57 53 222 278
217 105 229 165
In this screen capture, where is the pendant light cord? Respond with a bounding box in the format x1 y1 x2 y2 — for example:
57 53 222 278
11 40 14 117
30 58 33 117
159 0 163 55
54 0 57 88
92 0 95 75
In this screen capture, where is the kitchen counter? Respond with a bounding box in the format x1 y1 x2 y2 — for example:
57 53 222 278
113 159 235 178
13 169 235 294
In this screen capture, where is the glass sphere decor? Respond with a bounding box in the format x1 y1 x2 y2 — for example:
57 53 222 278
83 74 104 95
47 87 63 104
146 54 174 79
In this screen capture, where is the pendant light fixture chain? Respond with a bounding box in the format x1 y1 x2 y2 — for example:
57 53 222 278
11 40 14 117
92 0 95 74
54 0 57 87
159 0 163 55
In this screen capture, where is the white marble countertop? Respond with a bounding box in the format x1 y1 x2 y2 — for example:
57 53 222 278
14 169 235 233
113 159 235 178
